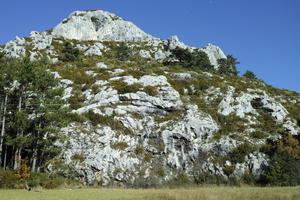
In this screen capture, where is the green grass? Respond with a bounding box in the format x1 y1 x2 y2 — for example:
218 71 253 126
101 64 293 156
1 187 300 200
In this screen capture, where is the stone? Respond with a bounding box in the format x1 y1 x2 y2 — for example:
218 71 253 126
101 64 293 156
201 43 227 69
167 35 187 50
96 62 108 69
30 31 52 50
139 50 152 58
84 43 103 56
52 10 159 42
218 87 288 122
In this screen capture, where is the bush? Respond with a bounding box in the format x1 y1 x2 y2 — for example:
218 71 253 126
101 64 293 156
59 41 80 62
223 165 235 176
229 143 256 164
116 42 131 61
71 153 86 162
259 134 300 186
242 172 255 185
243 70 257 80
111 141 129 150
166 172 194 188
64 113 88 123
84 110 132 134
135 146 144 155
0 170 20 189
217 55 239 76
167 47 213 71
144 86 158 96
68 89 85 110
259 148 300 186
0 170 74 189
111 79 142 94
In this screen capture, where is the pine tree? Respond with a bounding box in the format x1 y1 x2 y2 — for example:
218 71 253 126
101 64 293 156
0 58 67 172
217 55 240 76
243 70 257 80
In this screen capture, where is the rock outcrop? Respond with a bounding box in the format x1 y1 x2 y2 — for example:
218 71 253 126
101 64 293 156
51 10 159 43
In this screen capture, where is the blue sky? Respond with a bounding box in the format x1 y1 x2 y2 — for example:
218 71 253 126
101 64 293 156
1 0 299 92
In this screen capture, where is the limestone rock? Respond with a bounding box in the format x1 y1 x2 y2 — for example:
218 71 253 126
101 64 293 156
52 10 159 42
218 87 288 122
201 43 227 69
167 35 187 50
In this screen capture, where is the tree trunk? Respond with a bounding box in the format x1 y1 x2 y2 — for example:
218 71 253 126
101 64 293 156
3 145 7 170
13 95 22 170
0 94 8 166
31 120 41 172
31 147 38 172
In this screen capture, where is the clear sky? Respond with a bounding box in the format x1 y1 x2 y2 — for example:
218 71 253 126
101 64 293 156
0 0 299 92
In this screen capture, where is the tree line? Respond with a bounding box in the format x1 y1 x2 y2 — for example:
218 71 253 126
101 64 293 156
0 52 67 172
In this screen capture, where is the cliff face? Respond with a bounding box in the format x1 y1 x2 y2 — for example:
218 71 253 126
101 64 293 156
1 10 299 186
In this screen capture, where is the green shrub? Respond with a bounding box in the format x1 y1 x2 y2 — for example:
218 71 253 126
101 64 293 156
144 152 153 162
223 165 236 176
194 173 227 185
68 89 85 110
259 148 300 186
215 113 247 136
0 170 20 189
0 170 75 189
229 143 256 164
243 70 257 80
251 131 267 139
217 55 239 76
84 110 132 134
242 172 255 185
40 176 65 189
59 41 81 62
135 145 144 155
166 172 193 188
167 47 213 72
144 85 158 96
154 167 166 177
111 79 142 94
259 133 300 186
64 113 88 123
71 153 85 162
111 141 129 150
116 42 131 61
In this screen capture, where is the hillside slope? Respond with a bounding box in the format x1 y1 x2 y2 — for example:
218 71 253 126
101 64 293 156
1 10 299 186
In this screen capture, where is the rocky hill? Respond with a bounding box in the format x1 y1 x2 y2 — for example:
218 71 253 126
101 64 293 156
1 10 299 186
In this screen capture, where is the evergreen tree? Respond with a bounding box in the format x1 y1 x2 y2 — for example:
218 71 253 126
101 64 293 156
168 47 213 71
0 60 16 167
243 70 257 80
116 42 131 61
0 58 67 172
217 55 239 76
60 41 80 62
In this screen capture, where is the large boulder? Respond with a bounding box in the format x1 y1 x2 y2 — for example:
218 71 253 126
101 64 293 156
52 10 159 42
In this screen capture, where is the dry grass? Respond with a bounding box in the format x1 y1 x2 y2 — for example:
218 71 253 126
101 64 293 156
1 187 300 200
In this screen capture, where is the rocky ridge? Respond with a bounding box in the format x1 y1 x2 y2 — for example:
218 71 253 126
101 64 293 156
1 10 300 186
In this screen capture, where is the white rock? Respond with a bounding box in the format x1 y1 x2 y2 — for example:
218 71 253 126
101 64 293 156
30 31 52 50
167 35 187 50
96 62 108 69
201 43 227 69
52 10 159 42
218 87 288 122
139 50 152 58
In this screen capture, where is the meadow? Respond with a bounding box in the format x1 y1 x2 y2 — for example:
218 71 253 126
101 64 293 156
1 187 300 200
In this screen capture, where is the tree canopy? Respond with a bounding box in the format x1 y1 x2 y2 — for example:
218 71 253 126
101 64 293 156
0 57 68 172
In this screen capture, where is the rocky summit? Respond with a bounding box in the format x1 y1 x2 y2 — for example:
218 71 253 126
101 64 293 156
1 10 299 186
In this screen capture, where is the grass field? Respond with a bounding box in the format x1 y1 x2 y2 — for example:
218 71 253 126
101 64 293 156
1 187 300 200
